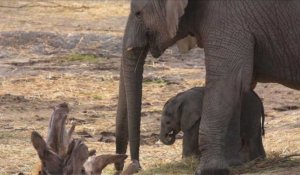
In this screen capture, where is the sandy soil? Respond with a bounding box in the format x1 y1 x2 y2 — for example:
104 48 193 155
0 1 299 175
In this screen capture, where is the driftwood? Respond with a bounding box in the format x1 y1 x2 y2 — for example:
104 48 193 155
31 131 66 174
31 103 134 175
84 154 128 175
46 102 72 157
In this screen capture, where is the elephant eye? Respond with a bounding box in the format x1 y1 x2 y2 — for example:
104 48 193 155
135 11 142 19
166 121 171 125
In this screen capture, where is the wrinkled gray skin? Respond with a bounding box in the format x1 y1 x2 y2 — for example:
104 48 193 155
115 0 300 174
159 87 266 163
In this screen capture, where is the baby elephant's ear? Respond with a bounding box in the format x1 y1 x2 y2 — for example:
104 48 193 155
165 0 188 38
181 113 200 132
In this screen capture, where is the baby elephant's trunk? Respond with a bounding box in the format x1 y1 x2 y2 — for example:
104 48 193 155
159 129 176 145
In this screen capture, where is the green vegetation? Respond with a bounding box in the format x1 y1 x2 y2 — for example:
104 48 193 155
0 131 15 139
93 94 103 100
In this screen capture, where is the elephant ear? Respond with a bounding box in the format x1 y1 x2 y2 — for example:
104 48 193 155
166 0 188 38
174 101 183 124
181 112 201 132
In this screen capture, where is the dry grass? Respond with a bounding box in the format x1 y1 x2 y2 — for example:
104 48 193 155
1 58 299 174
0 0 129 34
0 73 118 103
0 67 202 174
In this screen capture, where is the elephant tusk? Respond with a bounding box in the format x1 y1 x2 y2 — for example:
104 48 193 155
127 47 133 51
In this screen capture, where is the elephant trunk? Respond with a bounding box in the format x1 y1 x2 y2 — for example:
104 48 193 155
115 14 149 166
123 47 148 161
159 130 176 145
115 63 128 171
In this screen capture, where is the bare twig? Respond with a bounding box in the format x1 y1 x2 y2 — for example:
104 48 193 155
275 154 300 162
234 153 300 172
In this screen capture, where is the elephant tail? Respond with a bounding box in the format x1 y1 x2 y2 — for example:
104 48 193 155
261 101 265 136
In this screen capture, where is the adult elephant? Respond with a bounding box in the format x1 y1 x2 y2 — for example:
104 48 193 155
115 0 300 174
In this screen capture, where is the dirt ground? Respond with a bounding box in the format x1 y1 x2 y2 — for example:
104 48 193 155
0 1 299 175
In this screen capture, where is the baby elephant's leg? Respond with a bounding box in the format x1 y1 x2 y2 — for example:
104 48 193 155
247 128 266 161
182 122 200 158
240 133 265 162
240 91 266 162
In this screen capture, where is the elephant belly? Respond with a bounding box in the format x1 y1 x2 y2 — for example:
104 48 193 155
244 0 300 88
252 26 300 88
254 53 300 89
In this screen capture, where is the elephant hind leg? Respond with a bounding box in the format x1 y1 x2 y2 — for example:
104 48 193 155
248 135 266 161
240 138 251 162
240 136 266 163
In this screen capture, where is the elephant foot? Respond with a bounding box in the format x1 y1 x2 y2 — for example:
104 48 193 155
114 160 125 172
225 146 243 166
195 168 230 175
115 160 141 175
114 171 122 175
195 154 229 175
226 157 243 166
123 160 141 174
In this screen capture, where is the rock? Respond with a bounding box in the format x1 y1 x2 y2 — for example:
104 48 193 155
273 105 300 112
162 75 183 85
0 51 7 58
0 94 28 103
98 131 116 143
76 130 93 138
140 133 159 145
34 114 45 121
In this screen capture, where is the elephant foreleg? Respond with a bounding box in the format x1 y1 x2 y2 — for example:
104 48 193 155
248 131 266 161
197 78 242 174
225 103 243 166
196 34 254 174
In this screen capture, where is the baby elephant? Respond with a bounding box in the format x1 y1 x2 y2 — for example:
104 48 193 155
159 87 265 162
